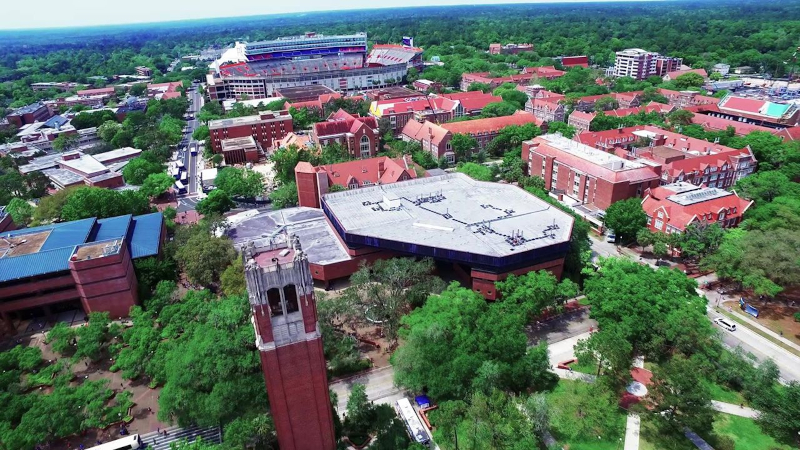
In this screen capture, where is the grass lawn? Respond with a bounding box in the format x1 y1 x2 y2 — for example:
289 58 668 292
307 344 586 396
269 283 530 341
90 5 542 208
638 416 696 450
570 359 598 375
713 415 793 450
704 380 746 405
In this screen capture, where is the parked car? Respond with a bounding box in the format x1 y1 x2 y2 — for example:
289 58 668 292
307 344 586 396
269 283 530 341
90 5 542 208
713 317 737 332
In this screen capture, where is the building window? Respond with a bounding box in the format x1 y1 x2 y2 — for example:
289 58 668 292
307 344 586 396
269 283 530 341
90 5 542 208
360 135 371 158
283 285 299 314
267 288 283 317
654 219 664 230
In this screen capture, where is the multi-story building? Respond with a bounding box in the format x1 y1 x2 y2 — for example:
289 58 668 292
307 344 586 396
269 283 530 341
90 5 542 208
400 120 453 161
6 102 53 128
442 111 543 153
713 64 731 76
369 96 458 135
135 66 153 77
312 109 379 159
0 206 16 233
520 66 567 79
658 89 719 109
525 98 566 123
568 110 596 133
243 239 337 450
438 92 502 117
220 136 261 165
612 49 682 80
295 155 419 208
489 43 534 55
524 134 662 211
663 68 707 82
0 212 165 337
279 85 342 112
30 82 80 92
576 125 757 188
559 56 589 68
573 92 642 112
147 82 183 100
715 94 800 128
207 33 420 101
18 147 142 190
641 182 753 234
460 72 534 91
413 79 444 93
208 110 293 163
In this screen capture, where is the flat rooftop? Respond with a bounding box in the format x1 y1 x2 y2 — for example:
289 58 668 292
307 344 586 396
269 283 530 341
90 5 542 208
227 207 350 266
58 154 108 176
540 133 645 171
323 173 574 259
208 111 290 130
221 136 258 152
667 186 733 206
275 85 337 101
94 147 141 163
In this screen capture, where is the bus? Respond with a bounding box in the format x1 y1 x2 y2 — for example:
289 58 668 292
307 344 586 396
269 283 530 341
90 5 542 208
174 180 187 195
87 434 142 450
395 398 430 447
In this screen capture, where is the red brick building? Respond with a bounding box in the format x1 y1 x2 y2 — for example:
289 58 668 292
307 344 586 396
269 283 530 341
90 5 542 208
641 182 753 233
439 92 503 117
400 120 453 161
573 92 642 112
525 98 566 123
243 241 336 450
442 111 543 152
576 125 758 188
560 56 589 68
460 72 535 91
6 102 53 128
520 66 567 79
312 110 379 159
523 134 662 211
220 136 261 164
0 213 165 337
0 206 16 233
568 110 596 133
208 110 293 162
489 43 534 55
369 96 458 135
295 155 419 208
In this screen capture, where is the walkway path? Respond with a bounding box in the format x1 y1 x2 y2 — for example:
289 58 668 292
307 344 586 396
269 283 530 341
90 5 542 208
711 400 760 419
684 429 714 450
140 424 222 450
624 414 641 450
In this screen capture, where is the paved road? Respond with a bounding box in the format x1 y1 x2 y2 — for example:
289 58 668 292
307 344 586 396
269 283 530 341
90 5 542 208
707 306 800 383
140 424 221 450
329 366 404 418
181 87 204 196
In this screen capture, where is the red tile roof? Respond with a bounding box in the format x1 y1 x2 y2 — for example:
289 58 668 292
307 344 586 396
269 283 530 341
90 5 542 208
665 68 708 79
309 155 419 188
690 114 776 136
401 120 450 146
314 109 378 137
521 66 567 78
561 56 589 68
569 110 596 122
442 111 542 134
775 126 800 141
374 96 458 116
641 185 752 232
77 87 114 96
440 92 502 112
719 96 766 114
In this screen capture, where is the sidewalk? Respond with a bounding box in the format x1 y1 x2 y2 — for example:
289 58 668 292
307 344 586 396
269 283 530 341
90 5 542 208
624 414 640 450
723 306 800 353
711 400 760 419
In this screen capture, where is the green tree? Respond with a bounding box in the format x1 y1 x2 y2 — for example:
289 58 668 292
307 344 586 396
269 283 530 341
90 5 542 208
196 189 235 216
46 322 77 356
31 188 76 224
392 284 556 400
73 312 111 362
603 198 647 243
133 256 177 298
5 197 33 226
60 187 150 221
666 109 695 127
97 120 121 143
122 155 163 185
649 355 715 432
468 82 491 93
584 258 715 359
339 258 444 346
735 170 799 203
215 167 264 198
636 227 655 251
677 223 724 258
546 121 577 138
456 162 494 181
220 257 246 297
450 133 478 161
52 133 79 152
480 101 518 118
269 182 299 209
192 125 209 141
575 326 632 385
496 270 578 321
673 72 705 89
594 96 619 111
175 233 237 286
140 172 175 198
757 382 800 446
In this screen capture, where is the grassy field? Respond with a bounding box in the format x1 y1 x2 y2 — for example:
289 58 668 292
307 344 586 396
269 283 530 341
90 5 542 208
713 415 793 450
704 380 746 405
570 359 598 375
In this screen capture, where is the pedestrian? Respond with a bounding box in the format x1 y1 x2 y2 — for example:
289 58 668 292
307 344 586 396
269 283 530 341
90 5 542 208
157 427 160 433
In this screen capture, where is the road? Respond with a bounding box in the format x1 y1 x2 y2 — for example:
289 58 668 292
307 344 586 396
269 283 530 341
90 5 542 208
174 85 205 213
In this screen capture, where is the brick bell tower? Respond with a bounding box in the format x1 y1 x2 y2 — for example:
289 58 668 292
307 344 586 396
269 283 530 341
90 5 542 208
243 236 336 450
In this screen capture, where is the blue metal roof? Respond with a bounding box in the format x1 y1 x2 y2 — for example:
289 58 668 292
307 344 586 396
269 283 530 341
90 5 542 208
92 215 132 242
128 212 164 259
0 212 163 283
44 115 69 129
37 218 96 252
0 247 75 282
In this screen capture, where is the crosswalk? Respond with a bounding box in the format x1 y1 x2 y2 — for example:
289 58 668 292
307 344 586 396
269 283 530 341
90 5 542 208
139 424 222 450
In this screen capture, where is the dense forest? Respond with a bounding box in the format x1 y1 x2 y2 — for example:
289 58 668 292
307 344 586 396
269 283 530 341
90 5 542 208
1 0 799 96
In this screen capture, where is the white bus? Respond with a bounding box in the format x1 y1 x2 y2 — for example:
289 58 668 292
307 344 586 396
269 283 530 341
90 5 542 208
395 398 430 447
87 434 141 450
174 180 186 194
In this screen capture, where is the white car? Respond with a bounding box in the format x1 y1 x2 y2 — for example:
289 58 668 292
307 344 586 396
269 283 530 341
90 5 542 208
713 317 737 332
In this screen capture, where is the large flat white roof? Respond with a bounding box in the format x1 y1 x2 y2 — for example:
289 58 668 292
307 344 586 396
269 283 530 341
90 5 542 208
323 173 574 258
539 133 645 171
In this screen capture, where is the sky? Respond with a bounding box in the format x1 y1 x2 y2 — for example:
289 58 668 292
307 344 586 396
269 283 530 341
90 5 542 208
1 0 640 30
